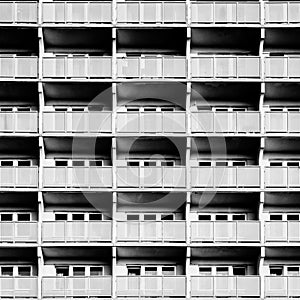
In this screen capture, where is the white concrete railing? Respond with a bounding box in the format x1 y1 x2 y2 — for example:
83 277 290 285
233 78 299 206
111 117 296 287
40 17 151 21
42 276 112 297
265 167 300 188
116 166 186 188
265 276 300 297
265 56 300 78
191 111 260 133
0 167 38 188
191 1 260 24
0 277 38 297
191 56 261 78
0 112 38 133
42 221 112 242
43 111 112 133
0 222 37 242
0 2 37 23
117 56 186 78
42 57 112 78
265 111 300 133
116 276 186 297
191 166 260 188
191 276 260 297
265 221 300 242
42 167 113 188
0 56 38 78
191 221 260 242
117 1 186 23
117 111 186 133
116 221 186 242
265 1 300 24
42 1 111 23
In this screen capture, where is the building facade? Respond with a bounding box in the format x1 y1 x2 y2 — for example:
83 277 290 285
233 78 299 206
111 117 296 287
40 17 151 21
0 0 299 299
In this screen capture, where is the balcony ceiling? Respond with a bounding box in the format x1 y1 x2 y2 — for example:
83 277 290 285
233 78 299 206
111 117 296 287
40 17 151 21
0 192 37 208
0 137 38 156
265 82 300 102
265 138 300 153
265 192 300 207
0 247 37 260
191 247 260 259
266 247 300 259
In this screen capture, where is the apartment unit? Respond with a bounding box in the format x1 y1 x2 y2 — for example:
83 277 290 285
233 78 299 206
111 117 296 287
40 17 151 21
1 0 300 299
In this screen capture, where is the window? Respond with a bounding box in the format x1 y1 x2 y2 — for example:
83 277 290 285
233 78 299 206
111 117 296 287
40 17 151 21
199 267 212 276
270 214 282 221
18 161 31 167
215 108 228 112
199 161 211 166
18 267 31 276
216 267 229 276
232 161 246 166
18 213 31 222
232 108 247 112
1 214 13 221
144 107 156 112
162 266 175 275
287 214 299 221
270 266 283 276
56 266 69 276
89 160 102 167
145 267 157 276
90 267 103 276
161 107 175 112
127 266 141 276
127 214 139 221
55 161 68 167
17 107 31 112
126 107 139 112
215 161 228 167
72 214 84 221
1 107 13 112
144 161 156 167
73 267 85 276
233 266 246 276
55 214 68 221
72 161 85 167
287 266 300 275
216 215 228 221
1 161 13 166
270 162 282 167
161 214 174 221
72 107 85 112
198 215 211 221
232 214 246 221
2 267 13 276
55 107 68 112
144 214 156 221
161 161 175 167
127 161 140 167
287 162 299 167
89 214 102 221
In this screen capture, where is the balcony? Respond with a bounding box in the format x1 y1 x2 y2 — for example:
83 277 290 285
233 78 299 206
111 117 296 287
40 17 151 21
265 2 300 24
191 166 260 188
0 1 37 24
0 277 38 297
0 56 38 79
0 167 38 188
265 221 300 242
265 111 300 133
191 111 260 134
117 57 186 79
191 221 260 243
0 112 38 133
191 1 260 24
42 221 112 243
116 166 186 188
117 1 186 24
43 111 112 134
191 276 260 297
265 56 300 79
116 276 186 297
42 276 112 297
117 111 186 133
42 1 111 24
265 276 300 297
265 167 300 188
42 167 113 188
0 222 37 243
116 221 185 242
42 57 112 79
191 56 261 79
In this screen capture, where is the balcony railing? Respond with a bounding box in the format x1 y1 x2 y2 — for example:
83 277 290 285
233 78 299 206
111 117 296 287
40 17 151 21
191 56 261 79
116 166 186 188
116 276 186 297
0 112 38 133
0 167 38 188
265 111 300 133
191 1 260 24
116 221 185 242
0 277 38 297
191 111 260 133
117 1 186 23
265 276 300 297
191 166 260 188
0 1 37 23
0 222 37 242
43 111 112 133
0 56 38 78
117 111 186 133
43 57 112 79
265 167 300 188
42 1 111 23
265 2 300 24
42 167 113 188
191 221 260 242
191 276 260 297
42 221 112 242
117 57 186 78
265 221 300 242
42 276 112 297
265 56 300 78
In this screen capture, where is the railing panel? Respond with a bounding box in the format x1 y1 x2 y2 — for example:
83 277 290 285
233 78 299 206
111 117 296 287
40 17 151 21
236 112 260 133
265 2 287 23
117 3 139 23
237 276 260 296
191 276 214 296
265 112 288 133
265 221 288 242
237 3 260 23
265 167 288 187
265 57 288 78
265 276 288 297
0 277 37 297
288 221 300 242
236 221 260 242
0 167 38 188
215 276 236 297
164 2 186 23
237 167 260 187
191 221 213 242
0 222 37 242
0 2 37 23
289 2 300 23
215 222 236 241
